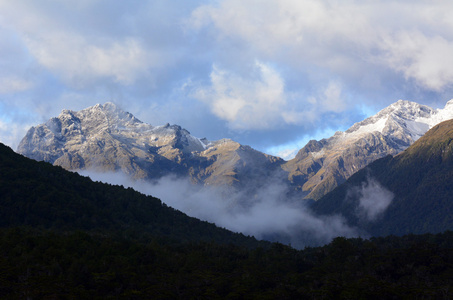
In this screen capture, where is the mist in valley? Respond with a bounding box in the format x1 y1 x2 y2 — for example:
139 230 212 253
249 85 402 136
80 169 361 248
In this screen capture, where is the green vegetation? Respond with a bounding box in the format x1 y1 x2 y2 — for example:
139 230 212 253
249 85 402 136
0 143 263 248
312 119 453 237
1 142 453 298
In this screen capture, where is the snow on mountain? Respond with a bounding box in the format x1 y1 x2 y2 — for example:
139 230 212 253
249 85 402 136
337 100 442 146
16 99 453 203
17 102 209 164
17 102 284 188
283 99 453 200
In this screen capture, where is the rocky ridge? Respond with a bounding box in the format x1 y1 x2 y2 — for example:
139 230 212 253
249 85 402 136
17 99 453 202
17 102 285 189
311 118 453 237
283 99 453 200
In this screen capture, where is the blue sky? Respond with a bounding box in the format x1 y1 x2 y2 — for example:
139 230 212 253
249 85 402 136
1 0 453 159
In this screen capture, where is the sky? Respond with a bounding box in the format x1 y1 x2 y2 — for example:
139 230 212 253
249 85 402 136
1 0 453 159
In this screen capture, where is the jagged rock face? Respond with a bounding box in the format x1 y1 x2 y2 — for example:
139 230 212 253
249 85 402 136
17 103 285 188
283 100 453 200
17 99 453 202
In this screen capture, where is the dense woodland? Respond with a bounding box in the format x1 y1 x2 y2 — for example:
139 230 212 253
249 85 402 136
0 143 263 248
1 228 453 299
1 142 453 298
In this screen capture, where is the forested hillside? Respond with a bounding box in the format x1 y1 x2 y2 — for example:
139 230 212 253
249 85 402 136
0 142 262 247
1 142 453 298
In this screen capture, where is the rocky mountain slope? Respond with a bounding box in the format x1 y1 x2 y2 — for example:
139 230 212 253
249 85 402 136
17 99 453 202
311 118 453 237
283 100 453 200
17 102 285 192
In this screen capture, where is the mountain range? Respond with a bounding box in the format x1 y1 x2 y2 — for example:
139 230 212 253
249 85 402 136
5 99 453 297
17 99 453 202
17 103 285 199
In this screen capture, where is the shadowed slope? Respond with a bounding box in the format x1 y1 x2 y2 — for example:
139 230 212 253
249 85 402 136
312 119 453 236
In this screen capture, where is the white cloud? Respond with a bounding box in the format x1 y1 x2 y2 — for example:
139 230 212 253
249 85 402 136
193 61 287 129
381 31 453 91
190 0 453 92
189 1 375 67
0 76 33 94
0 0 177 88
0 119 31 150
322 81 345 112
193 62 348 130
80 170 358 248
24 34 155 86
348 176 394 222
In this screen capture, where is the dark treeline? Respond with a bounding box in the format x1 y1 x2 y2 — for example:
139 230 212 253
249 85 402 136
1 142 453 298
0 228 452 299
0 143 264 248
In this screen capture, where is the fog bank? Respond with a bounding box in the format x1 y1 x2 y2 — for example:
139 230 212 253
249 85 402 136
80 170 360 248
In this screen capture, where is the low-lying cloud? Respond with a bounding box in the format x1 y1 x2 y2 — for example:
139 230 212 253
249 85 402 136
79 170 359 248
349 176 394 222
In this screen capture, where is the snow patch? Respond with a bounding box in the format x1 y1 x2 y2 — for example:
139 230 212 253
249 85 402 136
311 148 325 159
347 116 388 137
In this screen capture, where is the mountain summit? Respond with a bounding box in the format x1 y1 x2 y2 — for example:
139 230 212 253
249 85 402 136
17 102 284 189
282 99 453 199
17 99 453 202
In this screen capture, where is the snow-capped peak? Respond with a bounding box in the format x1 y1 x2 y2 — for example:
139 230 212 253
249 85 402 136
421 99 453 128
335 99 453 147
287 98 453 200
77 102 144 130
301 98 453 160
345 100 435 136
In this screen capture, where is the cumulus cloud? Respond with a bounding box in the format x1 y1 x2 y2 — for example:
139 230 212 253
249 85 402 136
0 0 186 89
381 31 453 91
193 61 287 129
80 170 358 248
192 61 348 130
190 0 453 93
25 34 155 86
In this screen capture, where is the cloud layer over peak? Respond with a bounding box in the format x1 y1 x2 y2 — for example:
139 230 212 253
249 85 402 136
1 0 453 155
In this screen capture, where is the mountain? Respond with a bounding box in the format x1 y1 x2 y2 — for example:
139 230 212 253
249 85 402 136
17 100 453 203
283 99 453 200
311 119 453 237
17 103 285 192
0 142 264 247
